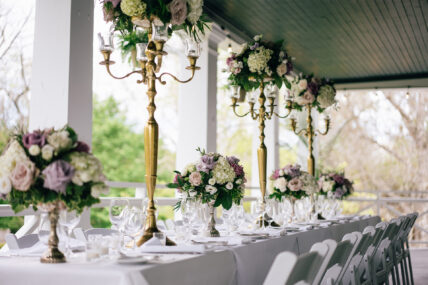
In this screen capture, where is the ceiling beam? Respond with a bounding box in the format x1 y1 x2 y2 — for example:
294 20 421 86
335 74 428 90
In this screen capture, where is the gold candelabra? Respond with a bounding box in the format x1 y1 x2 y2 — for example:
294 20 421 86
98 24 201 246
230 80 292 225
290 104 330 176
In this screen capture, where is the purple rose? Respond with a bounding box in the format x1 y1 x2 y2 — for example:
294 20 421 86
75 141 90 153
226 54 236 67
42 160 75 194
332 174 345 185
286 60 293 75
284 164 301 178
196 155 216 173
231 163 244 177
334 187 345 199
308 80 319 96
22 130 47 149
226 156 240 165
250 42 259 50
103 0 121 7
169 0 187 25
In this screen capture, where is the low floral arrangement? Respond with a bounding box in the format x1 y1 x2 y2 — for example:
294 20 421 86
289 74 336 112
269 164 319 201
0 126 108 213
167 148 246 210
318 172 354 199
102 0 209 45
226 34 294 91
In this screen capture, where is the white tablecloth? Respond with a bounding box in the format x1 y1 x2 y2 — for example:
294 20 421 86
0 216 380 285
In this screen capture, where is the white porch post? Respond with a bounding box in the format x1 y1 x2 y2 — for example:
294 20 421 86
28 0 94 230
251 108 279 197
176 25 225 171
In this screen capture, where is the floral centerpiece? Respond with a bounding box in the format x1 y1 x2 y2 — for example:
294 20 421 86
0 126 108 263
318 172 354 199
167 148 246 236
289 74 336 112
269 164 318 202
102 0 209 48
226 34 294 91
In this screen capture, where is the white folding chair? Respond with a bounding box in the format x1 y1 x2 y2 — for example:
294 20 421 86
5 233 39 250
264 241 332 285
320 238 356 285
391 216 410 284
311 239 339 284
396 213 418 285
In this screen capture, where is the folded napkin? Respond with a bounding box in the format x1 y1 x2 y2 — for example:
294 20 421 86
267 229 287 237
287 224 314 231
8 238 85 257
139 245 205 254
142 237 162 247
319 222 332 228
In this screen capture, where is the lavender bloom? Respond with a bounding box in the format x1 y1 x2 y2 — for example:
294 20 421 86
271 169 280 180
308 80 319 95
231 163 244 177
196 155 216 173
23 130 47 149
334 187 345 199
103 0 121 8
284 164 301 178
42 160 75 194
332 174 345 185
226 156 240 165
250 42 259 50
286 60 293 75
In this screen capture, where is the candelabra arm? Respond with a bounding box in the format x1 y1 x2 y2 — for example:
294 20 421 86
157 68 196 85
273 108 292 119
104 63 144 81
294 128 308 136
231 104 251 118
315 120 330 135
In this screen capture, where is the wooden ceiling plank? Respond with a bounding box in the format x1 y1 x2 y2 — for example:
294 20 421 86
354 0 403 75
402 0 428 67
380 0 418 72
411 0 428 54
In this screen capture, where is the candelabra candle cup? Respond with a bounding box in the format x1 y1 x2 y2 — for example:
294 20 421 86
265 84 278 98
185 38 201 58
98 32 114 52
152 23 169 42
231 85 241 99
136 43 148 61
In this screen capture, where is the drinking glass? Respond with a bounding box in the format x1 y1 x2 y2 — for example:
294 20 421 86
58 210 81 257
109 199 130 231
38 213 50 246
123 207 144 249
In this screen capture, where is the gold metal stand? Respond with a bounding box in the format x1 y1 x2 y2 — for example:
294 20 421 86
40 207 66 263
231 80 292 226
100 25 200 246
290 104 330 215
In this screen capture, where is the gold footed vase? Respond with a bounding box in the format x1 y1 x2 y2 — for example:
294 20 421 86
202 202 220 237
40 206 66 263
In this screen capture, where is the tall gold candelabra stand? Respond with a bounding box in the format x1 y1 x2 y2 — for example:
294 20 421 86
230 80 292 226
99 24 200 246
290 104 330 214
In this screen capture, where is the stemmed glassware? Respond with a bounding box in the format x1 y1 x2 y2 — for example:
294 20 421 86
123 206 145 249
109 198 130 231
58 210 81 257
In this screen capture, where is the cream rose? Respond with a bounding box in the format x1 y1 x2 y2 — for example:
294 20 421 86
189 171 202 186
205 185 217 195
47 131 72 152
29 145 40 156
288 177 302 192
297 79 308 91
10 161 37 191
0 174 11 196
226 182 233 190
41 144 55 161
208 178 216 185
273 177 287 192
295 91 315 105
276 62 288 77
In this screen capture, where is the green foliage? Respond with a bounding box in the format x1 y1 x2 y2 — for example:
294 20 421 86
269 188 307 201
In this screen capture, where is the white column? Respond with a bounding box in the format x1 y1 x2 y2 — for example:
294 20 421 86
28 0 94 230
176 25 225 171
29 0 93 146
251 107 279 196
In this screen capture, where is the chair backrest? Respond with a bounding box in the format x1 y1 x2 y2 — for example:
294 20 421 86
403 212 418 242
5 233 39 250
157 220 167 231
320 239 354 284
263 251 298 285
73 228 87 242
85 228 119 237
310 239 338 284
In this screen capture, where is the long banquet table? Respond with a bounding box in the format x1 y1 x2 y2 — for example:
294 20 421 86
0 216 380 285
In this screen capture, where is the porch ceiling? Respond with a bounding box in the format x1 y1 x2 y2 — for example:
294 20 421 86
205 0 428 88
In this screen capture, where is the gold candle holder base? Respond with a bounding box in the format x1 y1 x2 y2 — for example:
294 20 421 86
40 207 66 264
136 231 176 246
40 248 66 264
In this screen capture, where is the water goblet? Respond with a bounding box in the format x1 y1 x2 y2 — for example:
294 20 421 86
109 198 130 231
58 210 81 257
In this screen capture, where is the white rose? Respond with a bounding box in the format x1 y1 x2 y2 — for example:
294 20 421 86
226 182 233 190
274 177 287 192
188 190 197 197
47 131 72 152
298 79 308 91
278 169 284 176
0 174 12 196
276 63 288 76
205 185 217 195
41 144 55 161
253 34 262 41
236 178 242 185
28 145 40 156
295 91 315 105
91 184 109 198
208 178 216 185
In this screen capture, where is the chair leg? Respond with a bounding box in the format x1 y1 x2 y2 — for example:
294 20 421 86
407 254 414 285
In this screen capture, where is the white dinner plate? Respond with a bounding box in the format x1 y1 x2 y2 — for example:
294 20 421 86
117 256 148 265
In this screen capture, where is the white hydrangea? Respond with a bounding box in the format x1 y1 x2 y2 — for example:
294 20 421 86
322 180 335 192
47 131 72 153
182 163 196 176
91 183 109 198
0 140 28 174
317 85 336 108
0 172 11 196
69 152 105 186
300 173 319 194
274 177 287 192
247 46 273 74
187 0 203 24
212 156 236 184
120 0 146 17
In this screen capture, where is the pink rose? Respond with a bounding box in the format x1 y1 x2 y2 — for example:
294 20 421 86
296 90 315 105
10 161 37 191
189 171 202 186
168 0 187 25
288 177 303 192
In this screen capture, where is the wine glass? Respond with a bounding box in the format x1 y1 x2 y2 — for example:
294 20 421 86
123 207 144 249
58 210 81 256
109 199 130 231
38 213 50 246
